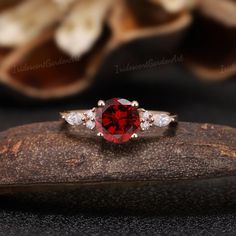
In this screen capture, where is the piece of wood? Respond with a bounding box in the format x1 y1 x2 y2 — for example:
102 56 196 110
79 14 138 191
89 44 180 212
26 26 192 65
0 121 235 213
0 121 236 185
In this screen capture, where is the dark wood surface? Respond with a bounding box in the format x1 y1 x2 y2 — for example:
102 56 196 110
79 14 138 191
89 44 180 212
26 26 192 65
0 121 235 216
0 121 235 187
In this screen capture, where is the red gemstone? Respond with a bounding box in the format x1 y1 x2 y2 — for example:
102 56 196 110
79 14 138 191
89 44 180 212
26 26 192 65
95 98 140 143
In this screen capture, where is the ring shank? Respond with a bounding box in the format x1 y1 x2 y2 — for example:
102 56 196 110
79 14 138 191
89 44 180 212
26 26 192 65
61 109 178 123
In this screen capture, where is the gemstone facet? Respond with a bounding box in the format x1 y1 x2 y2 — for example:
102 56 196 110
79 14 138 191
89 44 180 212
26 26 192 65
95 98 140 143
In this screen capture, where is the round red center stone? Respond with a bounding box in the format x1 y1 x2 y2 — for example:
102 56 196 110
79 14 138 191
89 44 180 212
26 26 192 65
95 98 140 143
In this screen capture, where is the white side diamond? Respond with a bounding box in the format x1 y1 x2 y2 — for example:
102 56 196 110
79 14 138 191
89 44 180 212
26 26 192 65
86 120 95 129
83 109 96 130
142 111 152 119
85 110 95 120
140 121 150 130
139 110 153 130
64 112 83 125
153 114 172 127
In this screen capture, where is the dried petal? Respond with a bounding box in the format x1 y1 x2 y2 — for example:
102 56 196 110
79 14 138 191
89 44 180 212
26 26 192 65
198 0 236 27
109 0 192 44
55 0 113 57
149 0 196 13
0 0 72 47
52 0 76 9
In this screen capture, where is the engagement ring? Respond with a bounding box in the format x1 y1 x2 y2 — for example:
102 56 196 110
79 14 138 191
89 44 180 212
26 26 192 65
60 98 178 143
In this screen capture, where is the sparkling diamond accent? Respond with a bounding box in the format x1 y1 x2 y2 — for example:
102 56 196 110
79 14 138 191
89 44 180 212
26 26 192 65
139 110 153 130
85 110 95 120
153 114 172 127
142 111 152 119
64 112 83 125
140 121 150 130
84 109 95 129
86 120 95 129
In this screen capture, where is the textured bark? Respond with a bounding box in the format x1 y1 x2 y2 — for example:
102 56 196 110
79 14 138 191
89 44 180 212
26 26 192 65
0 121 235 213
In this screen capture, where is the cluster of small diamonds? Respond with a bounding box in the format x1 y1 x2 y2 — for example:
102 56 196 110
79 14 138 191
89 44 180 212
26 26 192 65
139 110 153 130
139 110 172 130
83 109 96 129
62 109 96 129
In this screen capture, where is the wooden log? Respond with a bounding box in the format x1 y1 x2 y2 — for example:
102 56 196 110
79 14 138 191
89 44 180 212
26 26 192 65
0 121 235 213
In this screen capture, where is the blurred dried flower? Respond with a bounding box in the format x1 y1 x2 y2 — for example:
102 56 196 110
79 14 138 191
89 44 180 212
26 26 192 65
55 0 113 58
0 0 235 99
150 0 196 13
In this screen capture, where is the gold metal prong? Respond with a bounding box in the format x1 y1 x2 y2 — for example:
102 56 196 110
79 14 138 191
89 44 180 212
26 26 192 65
131 133 138 139
60 112 66 118
97 100 105 107
97 132 103 137
131 101 139 107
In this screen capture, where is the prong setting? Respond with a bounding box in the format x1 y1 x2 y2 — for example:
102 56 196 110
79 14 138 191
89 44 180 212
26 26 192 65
131 101 139 108
131 133 138 139
98 100 105 107
97 132 103 137
60 112 65 119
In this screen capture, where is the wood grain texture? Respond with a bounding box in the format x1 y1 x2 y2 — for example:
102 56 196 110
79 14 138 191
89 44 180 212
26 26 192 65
0 121 235 185
0 121 235 213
